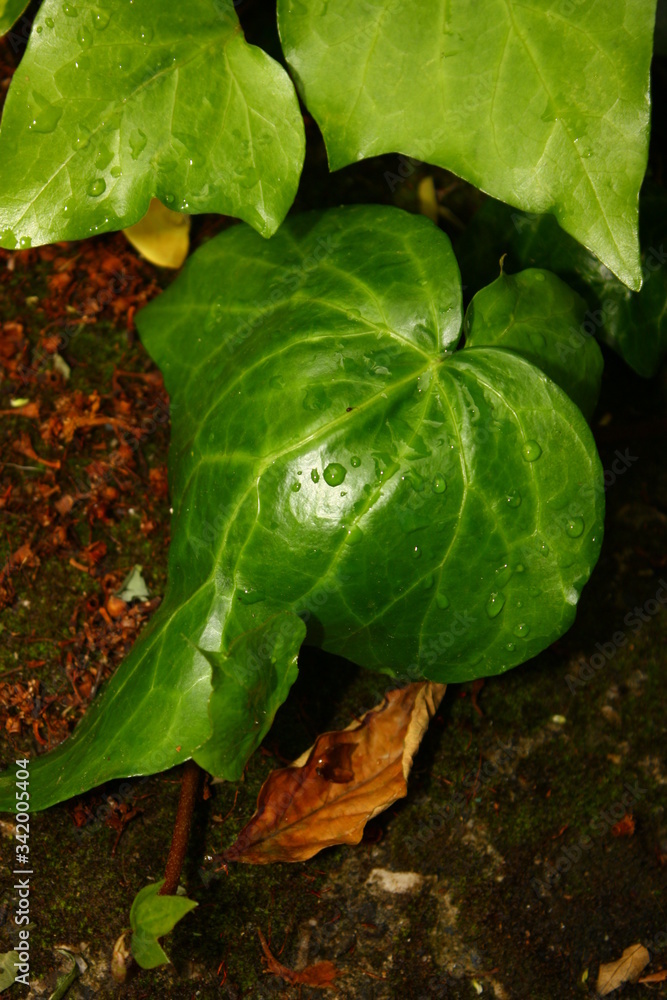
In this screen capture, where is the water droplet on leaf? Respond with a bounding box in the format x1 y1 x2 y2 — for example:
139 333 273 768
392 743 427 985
412 546 421 558
62 2 78 15
236 589 265 605
522 440 542 462
486 592 506 618
513 623 530 638
350 456 361 468
432 474 447 494
323 463 346 487
129 128 147 159
506 490 521 507
566 516 584 537
310 469 320 484
436 592 450 610
345 526 363 545
87 178 106 197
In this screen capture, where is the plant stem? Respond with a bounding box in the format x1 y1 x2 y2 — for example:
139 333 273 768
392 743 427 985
158 759 201 896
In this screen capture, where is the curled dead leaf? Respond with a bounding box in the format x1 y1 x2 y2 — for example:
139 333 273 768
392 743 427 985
596 943 650 996
224 682 446 864
257 928 340 989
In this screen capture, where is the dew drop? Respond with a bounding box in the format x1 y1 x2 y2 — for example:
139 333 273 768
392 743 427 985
72 123 91 150
110 165 121 178
164 193 175 205
522 440 542 462
139 24 153 42
92 9 110 29
436 592 450 610
28 99 63 134
423 574 434 590
129 127 147 160
235 588 266 605
94 146 112 170
506 489 521 507
323 463 346 487
87 178 106 197
291 482 301 493
36 24 43 32
350 456 361 468
18 236 31 249
77 24 92 46
538 539 549 557
432 473 447 494
310 469 320 484
513 623 530 638
62 2 78 15
506 642 516 651
566 516 584 538
486 592 506 618
45 16 54 27
345 526 363 546
412 546 421 559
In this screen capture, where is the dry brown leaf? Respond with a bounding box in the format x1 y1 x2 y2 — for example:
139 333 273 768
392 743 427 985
257 928 340 989
639 969 667 983
596 943 650 995
123 198 190 269
225 682 446 864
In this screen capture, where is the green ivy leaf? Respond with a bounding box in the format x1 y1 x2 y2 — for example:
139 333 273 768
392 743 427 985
0 0 305 248
129 880 197 970
278 0 654 290
463 269 603 420
0 0 29 36
194 612 305 778
457 185 667 378
0 206 604 813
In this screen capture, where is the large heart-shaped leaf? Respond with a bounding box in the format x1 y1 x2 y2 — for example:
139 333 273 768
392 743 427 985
457 185 667 378
0 206 603 813
0 0 305 247
278 0 654 290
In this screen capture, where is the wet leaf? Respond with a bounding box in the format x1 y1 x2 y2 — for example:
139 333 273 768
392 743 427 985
0 0 304 247
123 199 190 269
278 0 655 289
596 943 650 996
225 682 446 863
129 880 197 970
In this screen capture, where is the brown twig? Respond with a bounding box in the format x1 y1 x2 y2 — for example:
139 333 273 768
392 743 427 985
158 759 201 896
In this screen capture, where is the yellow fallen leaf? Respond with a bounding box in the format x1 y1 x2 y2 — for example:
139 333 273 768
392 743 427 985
224 681 446 863
123 198 190 268
596 943 649 995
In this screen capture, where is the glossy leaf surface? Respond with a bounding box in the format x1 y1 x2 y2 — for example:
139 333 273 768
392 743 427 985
0 0 305 247
278 0 654 289
457 187 667 377
130 881 197 969
0 206 604 813
464 269 603 419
